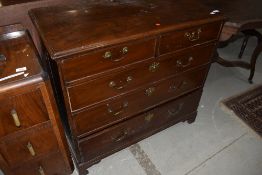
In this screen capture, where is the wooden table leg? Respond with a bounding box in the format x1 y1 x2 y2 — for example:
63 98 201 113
238 35 250 59
243 30 262 83
215 29 262 83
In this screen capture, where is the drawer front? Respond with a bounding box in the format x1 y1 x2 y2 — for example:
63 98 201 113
0 90 49 138
12 152 69 175
0 122 58 167
79 89 202 162
68 43 214 110
159 21 221 55
73 66 208 138
61 38 156 82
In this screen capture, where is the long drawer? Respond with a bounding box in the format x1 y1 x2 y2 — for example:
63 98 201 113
79 89 202 162
73 66 208 138
12 152 69 175
67 43 215 111
0 122 59 168
0 90 49 138
60 38 156 83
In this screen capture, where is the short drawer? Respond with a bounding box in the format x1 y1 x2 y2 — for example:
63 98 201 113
0 90 49 138
73 66 208 138
159 21 221 55
79 89 202 162
12 152 69 175
67 43 214 110
60 38 156 82
0 122 59 167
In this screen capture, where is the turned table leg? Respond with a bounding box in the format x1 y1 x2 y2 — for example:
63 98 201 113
215 29 262 83
238 35 250 59
242 30 262 83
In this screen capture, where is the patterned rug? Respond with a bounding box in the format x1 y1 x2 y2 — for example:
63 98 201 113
220 85 262 138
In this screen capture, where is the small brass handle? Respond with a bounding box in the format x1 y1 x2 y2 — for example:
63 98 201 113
27 142 36 156
170 81 187 91
122 47 128 54
145 87 156 96
10 109 21 127
168 103 184 116
185 28 202 41
103 51 112 59
176 57 193 68
103 47 128 62
107 101 128 116
126 76 133 82
149 62 160 72
112 130 128 142
38 166 45 175
145 113 155 122
109 76 133 90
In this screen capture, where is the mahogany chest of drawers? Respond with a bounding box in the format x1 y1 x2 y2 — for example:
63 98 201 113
0 24 73 175
29 0 224 174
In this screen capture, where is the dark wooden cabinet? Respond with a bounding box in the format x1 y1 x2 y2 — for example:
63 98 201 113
29 0 225 174
0 24 73 175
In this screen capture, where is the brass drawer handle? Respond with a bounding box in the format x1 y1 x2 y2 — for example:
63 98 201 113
145 87 156 96
38 166 45 175
149 62 160 72
103 51 112 59
145 113 155 122
112 130 128 142
27 142 36 156
168 103 184 116
176 57 193 68
103 46 128 62
109 76 133 90
122 47 128 54
10 109 21 127
107 101 128 116
170 81 187 91
185 28 202 41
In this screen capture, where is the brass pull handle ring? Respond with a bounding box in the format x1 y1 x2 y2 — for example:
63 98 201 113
170 81 187 91
185 28 202 41
145 113 155 122
149 62 160 72
145 87 156 96
168 103 184 116
103 46 128 62
109 76 133 90
176 57 193 68
113 131 128 142
107 101 129 116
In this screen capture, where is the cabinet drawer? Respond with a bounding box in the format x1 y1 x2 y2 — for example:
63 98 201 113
61 38 156 82
79 89 202 162
73 66 208 138
0 90 49 138
159 21 221 55
67 43 214 110
12 152 68 175
0 122 59 167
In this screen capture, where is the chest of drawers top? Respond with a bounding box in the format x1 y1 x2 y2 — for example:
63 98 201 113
29 0 224 59
0 24 42 91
